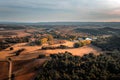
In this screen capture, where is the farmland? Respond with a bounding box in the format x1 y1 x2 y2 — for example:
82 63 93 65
0 22 120 80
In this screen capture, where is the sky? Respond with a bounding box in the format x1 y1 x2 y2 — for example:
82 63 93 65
0 0 120 22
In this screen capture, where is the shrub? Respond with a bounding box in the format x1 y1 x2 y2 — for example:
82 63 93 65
74 42 83 48
37 54 46 59
14 48 25 56
59 45 68 49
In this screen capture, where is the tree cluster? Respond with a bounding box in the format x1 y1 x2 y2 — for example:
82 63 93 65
35 51 120 80
5 37 29 43
92 36 120 51
74 40 91 48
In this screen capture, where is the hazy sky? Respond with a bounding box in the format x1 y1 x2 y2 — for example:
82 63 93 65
0 0 120 22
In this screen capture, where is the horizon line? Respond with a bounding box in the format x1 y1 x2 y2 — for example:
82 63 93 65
0 21 120 23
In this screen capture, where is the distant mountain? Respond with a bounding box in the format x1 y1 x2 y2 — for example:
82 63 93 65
75 26 120 36
36 22 120 26
0 22 33 25
0 22 120 27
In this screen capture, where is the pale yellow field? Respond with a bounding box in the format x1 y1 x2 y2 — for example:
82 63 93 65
41 45 101 56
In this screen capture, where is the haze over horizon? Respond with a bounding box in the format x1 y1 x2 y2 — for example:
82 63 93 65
0 0 120 22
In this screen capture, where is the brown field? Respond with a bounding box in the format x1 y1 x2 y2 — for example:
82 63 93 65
0 39 101 80
0 59 47 80
0 30 30 38
0 61 9 80
0 41 101 60
13 59 47 80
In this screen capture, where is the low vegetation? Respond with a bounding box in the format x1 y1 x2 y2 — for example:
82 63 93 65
0 41 10 50
41 45 69 50
37 54 46 59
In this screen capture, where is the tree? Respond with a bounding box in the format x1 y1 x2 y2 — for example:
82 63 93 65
47 35 54 45
69 35 77 41
10 47 13 50
47 34 54 41
74 43 80 48
40 38 48 45
35 40 41 45
74 42 83 48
